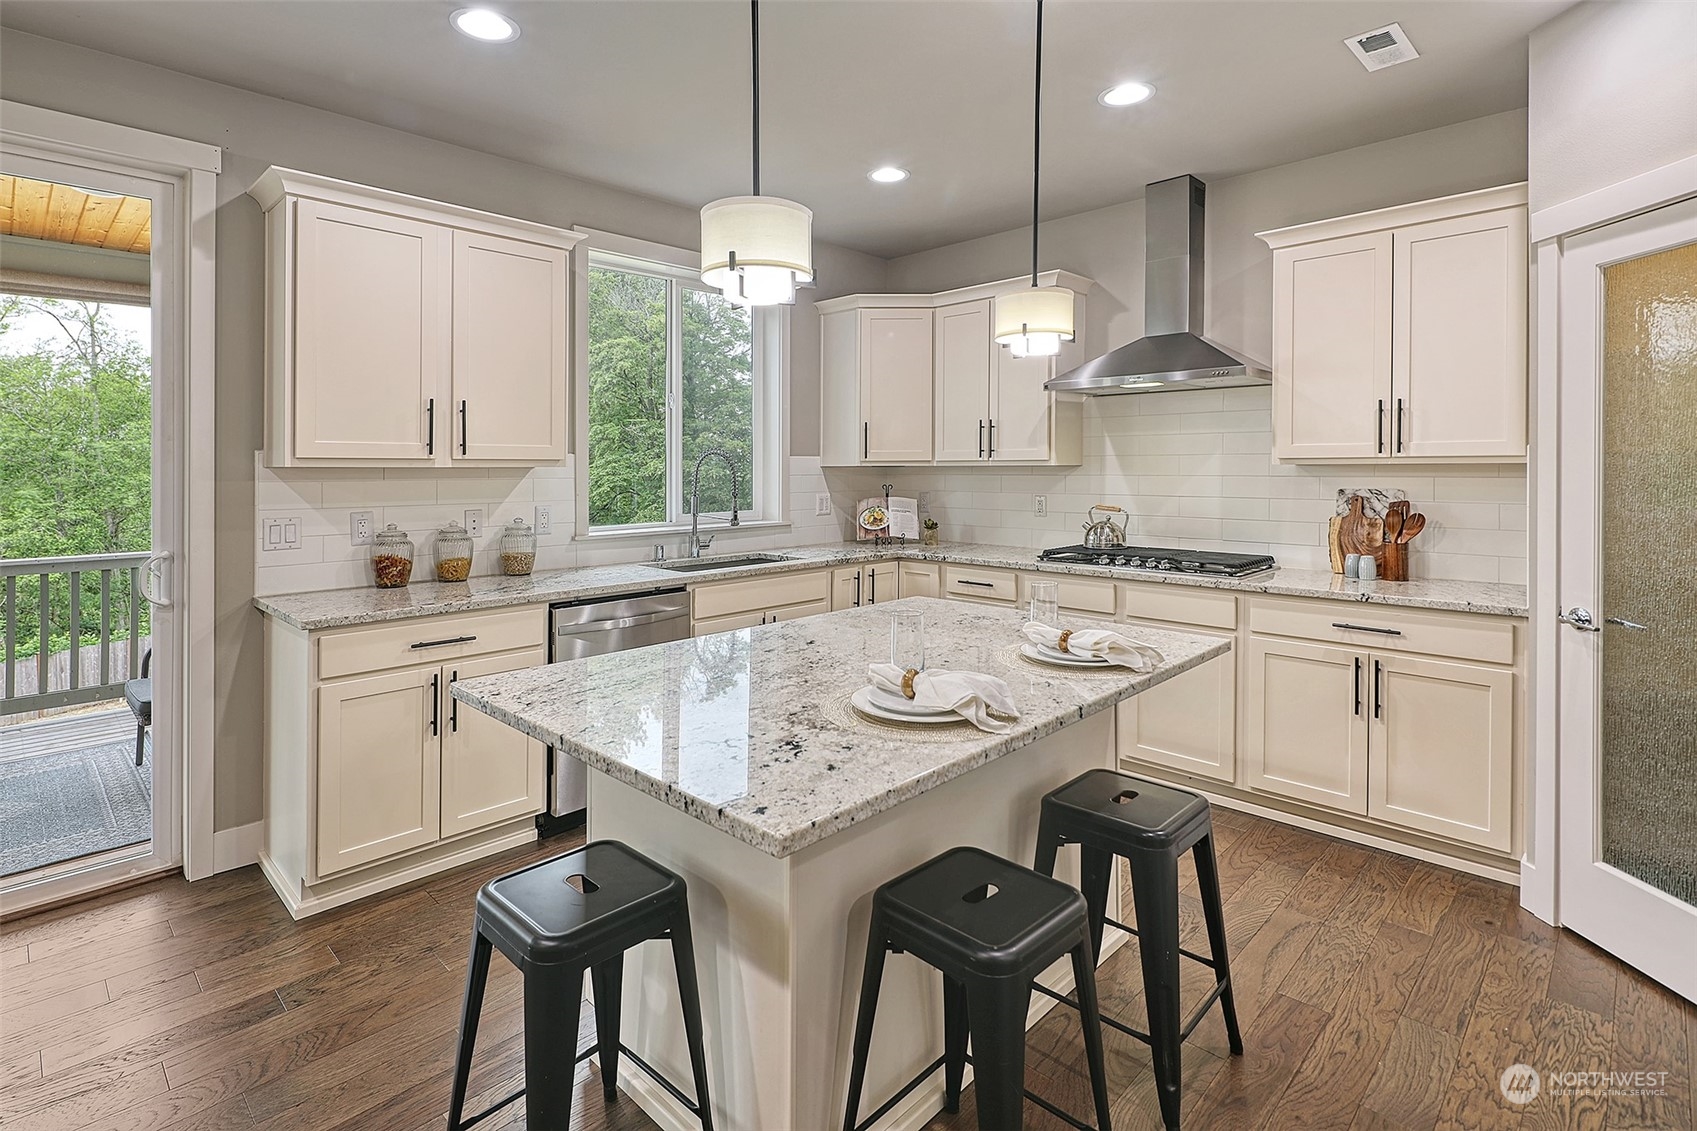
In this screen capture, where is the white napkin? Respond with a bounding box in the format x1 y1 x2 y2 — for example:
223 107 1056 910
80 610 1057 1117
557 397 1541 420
867 663 1021 733
1023 623 1165 672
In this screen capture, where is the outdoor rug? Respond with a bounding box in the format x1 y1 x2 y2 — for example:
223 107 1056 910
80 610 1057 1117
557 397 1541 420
1 739 151 877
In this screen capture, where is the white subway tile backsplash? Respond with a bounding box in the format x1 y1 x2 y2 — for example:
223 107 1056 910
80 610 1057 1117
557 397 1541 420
824 387 1527 583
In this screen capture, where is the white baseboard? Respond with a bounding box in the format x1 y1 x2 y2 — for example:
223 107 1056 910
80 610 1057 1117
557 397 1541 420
212 820 263 874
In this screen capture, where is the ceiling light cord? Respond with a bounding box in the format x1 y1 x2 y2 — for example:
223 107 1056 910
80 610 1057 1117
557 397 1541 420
751 0 761 197
1030 0 1044 290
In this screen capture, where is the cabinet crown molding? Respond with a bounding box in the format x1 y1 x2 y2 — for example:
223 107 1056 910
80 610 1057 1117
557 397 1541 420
247 166 585 249
1256 182 1528 250
815 269 1095 315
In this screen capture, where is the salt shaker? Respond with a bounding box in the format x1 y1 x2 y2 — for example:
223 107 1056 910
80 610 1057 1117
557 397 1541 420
1358 555 1379 581
1344 553 1361 579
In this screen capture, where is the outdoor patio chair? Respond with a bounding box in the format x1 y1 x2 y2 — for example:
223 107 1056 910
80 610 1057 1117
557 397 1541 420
125 648 152 767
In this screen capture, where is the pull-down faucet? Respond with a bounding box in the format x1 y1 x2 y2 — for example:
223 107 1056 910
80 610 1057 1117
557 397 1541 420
689 449 741 558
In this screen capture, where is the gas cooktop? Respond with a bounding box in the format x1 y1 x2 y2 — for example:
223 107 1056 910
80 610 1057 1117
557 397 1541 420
1038 544 1277 578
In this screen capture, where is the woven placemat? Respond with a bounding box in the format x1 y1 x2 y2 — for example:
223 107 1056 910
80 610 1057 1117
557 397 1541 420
820 689 994 743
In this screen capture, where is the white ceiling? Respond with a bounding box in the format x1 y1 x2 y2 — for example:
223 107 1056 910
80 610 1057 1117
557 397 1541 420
0 0 1568 257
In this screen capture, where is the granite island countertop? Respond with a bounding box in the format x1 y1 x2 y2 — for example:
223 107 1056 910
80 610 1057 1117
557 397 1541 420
450 597 1229 857
253 540 1529 630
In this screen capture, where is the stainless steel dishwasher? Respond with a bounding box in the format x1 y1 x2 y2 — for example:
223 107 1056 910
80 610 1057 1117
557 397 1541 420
541 587 690 832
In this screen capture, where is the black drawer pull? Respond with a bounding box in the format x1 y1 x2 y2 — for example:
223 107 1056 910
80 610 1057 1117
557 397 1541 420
956 579 996 589
410 634 478 649
1331 622 1402 636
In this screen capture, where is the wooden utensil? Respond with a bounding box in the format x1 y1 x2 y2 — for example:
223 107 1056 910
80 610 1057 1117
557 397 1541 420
1384 508 1404 543
1399 513 1426 541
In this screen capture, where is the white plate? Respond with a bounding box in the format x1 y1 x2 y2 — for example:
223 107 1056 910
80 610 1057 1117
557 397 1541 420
864 685 956 717
1021 642 1112 668
850 687 962 725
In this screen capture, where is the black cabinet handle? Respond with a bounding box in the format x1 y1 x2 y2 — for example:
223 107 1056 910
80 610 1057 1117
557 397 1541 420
411 634 478 649
1373 659 1383 720
429 672 440 737
1377 400 1385 454
869 567 877 604
957 579 995 589
988 420 996 458
863 421 869 460
426 398 435 455
853 571 862 607
1331 622 1402 636
1396 397 1405 453
449 670 459 732
459 400 468 455
979 420 985 459
1353 657 1362 716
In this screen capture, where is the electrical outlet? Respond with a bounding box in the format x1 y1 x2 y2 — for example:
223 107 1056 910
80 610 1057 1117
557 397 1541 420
814 493 833 517
1034 495 1048 517
350 511 375 546
918 492 931 513
534 505 553 536
262 516 301 552
464 508 483 538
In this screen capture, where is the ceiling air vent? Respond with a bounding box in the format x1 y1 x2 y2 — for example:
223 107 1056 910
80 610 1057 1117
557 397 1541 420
1344 22 1420 72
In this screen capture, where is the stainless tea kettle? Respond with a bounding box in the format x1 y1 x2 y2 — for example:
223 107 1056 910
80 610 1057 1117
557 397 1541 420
1081 504 1127 549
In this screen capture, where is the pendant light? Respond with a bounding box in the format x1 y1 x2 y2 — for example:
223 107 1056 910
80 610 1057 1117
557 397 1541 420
994 0 1074 358
700 1 814 307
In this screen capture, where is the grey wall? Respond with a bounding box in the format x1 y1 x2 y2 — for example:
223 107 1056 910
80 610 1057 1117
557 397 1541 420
887 109 1530 366
1528 1 1697 213
0 30 885 831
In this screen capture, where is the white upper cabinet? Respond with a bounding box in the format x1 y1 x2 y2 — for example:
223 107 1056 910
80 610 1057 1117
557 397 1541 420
1260 184 1527 463
819 271 1092 468
250 168 582 468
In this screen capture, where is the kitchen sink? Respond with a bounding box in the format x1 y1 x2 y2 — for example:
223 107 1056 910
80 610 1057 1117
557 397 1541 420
658 553 792 573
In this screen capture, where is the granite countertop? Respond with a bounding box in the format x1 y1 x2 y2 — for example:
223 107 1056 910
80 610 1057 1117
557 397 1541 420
253 540 1529 631
451 597 1230 857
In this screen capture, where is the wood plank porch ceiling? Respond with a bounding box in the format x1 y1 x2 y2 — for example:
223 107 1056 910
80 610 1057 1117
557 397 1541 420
0 174 152 255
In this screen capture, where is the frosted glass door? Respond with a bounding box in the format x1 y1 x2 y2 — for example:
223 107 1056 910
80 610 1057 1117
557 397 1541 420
1558 195 1697 1003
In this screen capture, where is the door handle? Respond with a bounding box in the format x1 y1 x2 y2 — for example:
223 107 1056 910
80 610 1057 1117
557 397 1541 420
411 634 478 649
430 672 440 737
142 551 173 608
459 400 468 456
449 670 459 732
1353 657 1362 716
863 422 869 460
1605 616 1648 631
957 579 996 588
1396 397 1405 453
1373 659 1383 720
979 420 985 459
869 567 876 604
1559 607 1601 632
854 571 862 607
988 420 996 458
426 398 435 456
1377 399 1385 454
1331 622 1402 636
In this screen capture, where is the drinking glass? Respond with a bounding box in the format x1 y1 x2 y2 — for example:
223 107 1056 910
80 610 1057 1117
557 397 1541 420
890 611 925 671
1029 580 1060 628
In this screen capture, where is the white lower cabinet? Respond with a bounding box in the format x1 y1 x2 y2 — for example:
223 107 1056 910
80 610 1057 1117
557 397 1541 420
898 561 940 598
315 666 443 876
692 569 833 636
441 648 548 838
1244 625 1516 852
829 561 898 611
1119 628 1237 784
1369 654 1513 852
1244 637 1369 813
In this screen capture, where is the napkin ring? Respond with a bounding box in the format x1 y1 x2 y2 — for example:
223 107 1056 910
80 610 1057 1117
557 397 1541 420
1056 629 1073 654
901 669 918 699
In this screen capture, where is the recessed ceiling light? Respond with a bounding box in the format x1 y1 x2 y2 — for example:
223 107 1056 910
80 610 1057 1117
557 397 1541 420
1099 81 1155 107
868 166 910 184
451 8 519 43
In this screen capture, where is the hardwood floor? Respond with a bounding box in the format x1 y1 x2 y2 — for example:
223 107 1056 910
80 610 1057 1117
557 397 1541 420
1 811 1691 1130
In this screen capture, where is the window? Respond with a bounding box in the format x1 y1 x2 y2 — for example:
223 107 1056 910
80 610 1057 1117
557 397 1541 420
586 249 774 530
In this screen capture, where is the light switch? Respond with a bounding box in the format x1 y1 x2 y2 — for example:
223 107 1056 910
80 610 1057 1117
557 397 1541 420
262 516 302 551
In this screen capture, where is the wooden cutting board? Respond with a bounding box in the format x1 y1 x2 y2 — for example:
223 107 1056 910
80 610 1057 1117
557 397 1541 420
1328 516 1345 573
1337 495 1385 561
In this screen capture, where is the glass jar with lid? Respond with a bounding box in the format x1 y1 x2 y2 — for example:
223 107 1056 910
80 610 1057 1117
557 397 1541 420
370 525 414 588
435 520 474 582
499 519 537 576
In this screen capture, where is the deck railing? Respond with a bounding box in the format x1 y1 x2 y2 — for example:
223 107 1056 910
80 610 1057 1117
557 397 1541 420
1 551 152 718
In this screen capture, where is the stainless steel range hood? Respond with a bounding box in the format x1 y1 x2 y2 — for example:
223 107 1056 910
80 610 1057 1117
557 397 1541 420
1047 174 1270 395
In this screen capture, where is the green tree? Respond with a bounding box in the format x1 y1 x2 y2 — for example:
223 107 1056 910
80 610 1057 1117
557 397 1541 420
585 266 754 527
0 296 152 658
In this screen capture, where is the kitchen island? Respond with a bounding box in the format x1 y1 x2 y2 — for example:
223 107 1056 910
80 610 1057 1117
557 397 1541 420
453 596 1230 1131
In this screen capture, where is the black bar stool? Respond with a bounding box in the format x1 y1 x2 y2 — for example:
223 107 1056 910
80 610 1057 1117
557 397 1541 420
842 846 1113 1131
1034 769 1243 1131
447 840 714 1131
